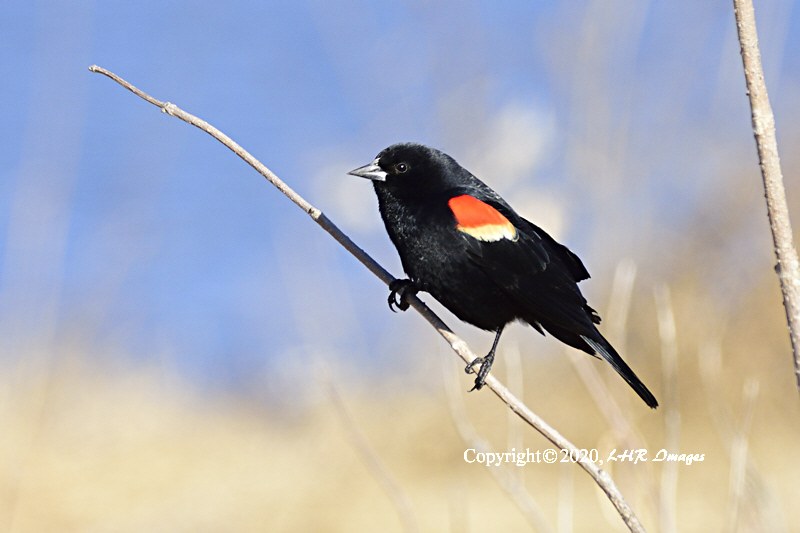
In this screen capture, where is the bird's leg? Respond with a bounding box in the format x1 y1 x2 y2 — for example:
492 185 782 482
465 326 505 391
388 278 419 312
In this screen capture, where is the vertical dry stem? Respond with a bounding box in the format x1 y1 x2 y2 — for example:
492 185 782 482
733 0 800 390
654 286 679 533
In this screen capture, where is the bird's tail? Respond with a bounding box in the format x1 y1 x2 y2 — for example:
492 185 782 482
581 333 659 409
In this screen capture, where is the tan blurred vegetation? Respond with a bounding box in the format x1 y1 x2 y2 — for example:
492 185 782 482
2 256 799 531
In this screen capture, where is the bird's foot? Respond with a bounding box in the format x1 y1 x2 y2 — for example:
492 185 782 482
464 327 504 391
388 279 418 312
465 353 495 391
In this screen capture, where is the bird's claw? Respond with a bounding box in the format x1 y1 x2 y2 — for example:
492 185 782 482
464 357 483 374
388 279 417 312
465 355 494 391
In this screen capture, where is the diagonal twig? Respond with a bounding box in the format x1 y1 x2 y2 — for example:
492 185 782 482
441 354 553 532
733 0 800 391
325 374 420 533
88 64 647 532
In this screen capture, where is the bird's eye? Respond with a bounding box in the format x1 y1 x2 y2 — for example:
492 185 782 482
395 162 409 174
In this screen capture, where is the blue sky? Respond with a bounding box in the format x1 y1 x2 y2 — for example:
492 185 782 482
2 1 799 393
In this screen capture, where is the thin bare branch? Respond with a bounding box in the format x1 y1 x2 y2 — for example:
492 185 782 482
732 0 800 390
725 379 759 533
557 465 574 533
567 260 644 450
698 338 788 532
505 342 525 461
325 376 420 533
654 286 679 533
442 357 552 532
88 65 647 533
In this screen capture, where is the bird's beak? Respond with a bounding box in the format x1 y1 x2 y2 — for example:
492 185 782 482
348 159 387 182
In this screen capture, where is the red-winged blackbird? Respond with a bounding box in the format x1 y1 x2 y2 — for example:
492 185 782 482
349 142 658 408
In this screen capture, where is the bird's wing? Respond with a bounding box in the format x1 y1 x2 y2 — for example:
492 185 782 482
520 217 591 282
445 191 550 270
445 189 597 332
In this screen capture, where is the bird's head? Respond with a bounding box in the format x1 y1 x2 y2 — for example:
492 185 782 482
348 143 464 196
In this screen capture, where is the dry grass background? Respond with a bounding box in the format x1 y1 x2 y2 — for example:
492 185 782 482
2 261 798 532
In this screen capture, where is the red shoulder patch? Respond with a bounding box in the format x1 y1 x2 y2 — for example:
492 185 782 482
447 195 517 242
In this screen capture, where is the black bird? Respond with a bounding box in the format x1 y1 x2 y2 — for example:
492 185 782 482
349 143 658 408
